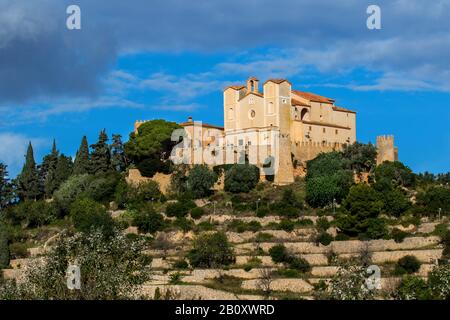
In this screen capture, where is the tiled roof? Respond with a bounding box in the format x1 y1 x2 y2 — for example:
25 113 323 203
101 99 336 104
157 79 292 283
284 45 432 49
292 90 335 104
238 91 264 101
264 79 292 85
291 99 310 107
333 106 356 114
180 121 224 130
225 85 246 91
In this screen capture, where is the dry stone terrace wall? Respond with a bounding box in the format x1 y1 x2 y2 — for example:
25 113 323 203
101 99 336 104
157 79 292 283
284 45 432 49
196 214 334 226
234 236 441 255
140 284 263 300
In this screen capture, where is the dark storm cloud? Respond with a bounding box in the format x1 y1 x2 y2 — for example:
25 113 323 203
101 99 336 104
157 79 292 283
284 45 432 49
1 0 450 103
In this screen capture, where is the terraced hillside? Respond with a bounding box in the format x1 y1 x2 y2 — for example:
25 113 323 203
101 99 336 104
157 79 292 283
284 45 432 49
3 206 448 300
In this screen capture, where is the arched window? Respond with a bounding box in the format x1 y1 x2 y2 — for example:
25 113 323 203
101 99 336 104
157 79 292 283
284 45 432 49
300 108 310 121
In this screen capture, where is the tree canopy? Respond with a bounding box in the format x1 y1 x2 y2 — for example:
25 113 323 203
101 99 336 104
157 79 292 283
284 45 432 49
16 142 40 201
124 120 181 176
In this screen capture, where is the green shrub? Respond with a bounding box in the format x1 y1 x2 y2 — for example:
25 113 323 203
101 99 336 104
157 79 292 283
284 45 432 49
166 195 196 218
379 187 411 217
428 264 450 299
196 221 215 231
190 207 205 220
297 219 314 227
395 255 421 275
391 228 408 243
335 233 350 241
395 275 430 300
187 165 217 198
416 186 450 216
243 257 262 271
70 198 115 235
269 244 289 264
86 172 121 203
305 152 354 208
9 242 29 259
433 223 449 238
316 217 331 231
11 200 58 228
187 232 235 268
256 207 270 218
54 174 92 214
228 220 261 233
374 161 416 189
172 259 189 269
166 202 190 218
173 217 194 232
441 230 450 258
224 164 260 193
277 268 300 278
254 232 274 242
286 256 311 273
0 227 9 268
336 184 384 237
278 219 295 232
132 204 165 234
171 275 187 289
113 178 129 209
269 244 310 272
316 232 333 246
365 218 389 240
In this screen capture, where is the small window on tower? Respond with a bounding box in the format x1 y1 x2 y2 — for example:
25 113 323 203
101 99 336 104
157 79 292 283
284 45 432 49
228 108 234 120
282 98 287 104
323 128 326 133
335 129 338 135
239 139 244 146
268 102 274 114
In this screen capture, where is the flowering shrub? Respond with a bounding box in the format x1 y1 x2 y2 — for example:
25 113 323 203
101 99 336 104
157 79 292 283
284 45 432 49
327 263 375 300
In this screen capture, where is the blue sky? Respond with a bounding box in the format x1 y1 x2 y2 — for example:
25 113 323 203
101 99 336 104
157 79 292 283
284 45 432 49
1 0 449 177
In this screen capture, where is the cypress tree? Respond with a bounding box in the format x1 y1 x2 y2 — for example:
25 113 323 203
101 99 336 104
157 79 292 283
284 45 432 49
0 224 9 269
42 139 60 197
0 163 13 210
53 154 73 190
17 142 40 200
111 134 127 172
73 136 90 175
90 129 112 174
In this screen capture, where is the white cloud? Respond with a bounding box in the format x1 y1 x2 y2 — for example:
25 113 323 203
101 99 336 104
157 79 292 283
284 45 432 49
0 132 47 176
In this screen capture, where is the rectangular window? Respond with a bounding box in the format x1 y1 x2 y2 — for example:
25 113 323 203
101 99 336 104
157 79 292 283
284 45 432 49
309 126 312 131
228 108 234 120
323 128 326 133
335 129 338 135
239 139 243 146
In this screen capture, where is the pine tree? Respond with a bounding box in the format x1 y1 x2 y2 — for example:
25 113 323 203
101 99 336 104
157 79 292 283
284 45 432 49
17 142 40 200
42 139 59 197
53 154 73 190
111 134 128 172
90 129 112 174
73 136 90 175
0 163 13 210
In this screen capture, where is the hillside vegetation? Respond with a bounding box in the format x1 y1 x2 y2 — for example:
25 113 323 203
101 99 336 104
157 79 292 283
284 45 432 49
0 120 449 300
